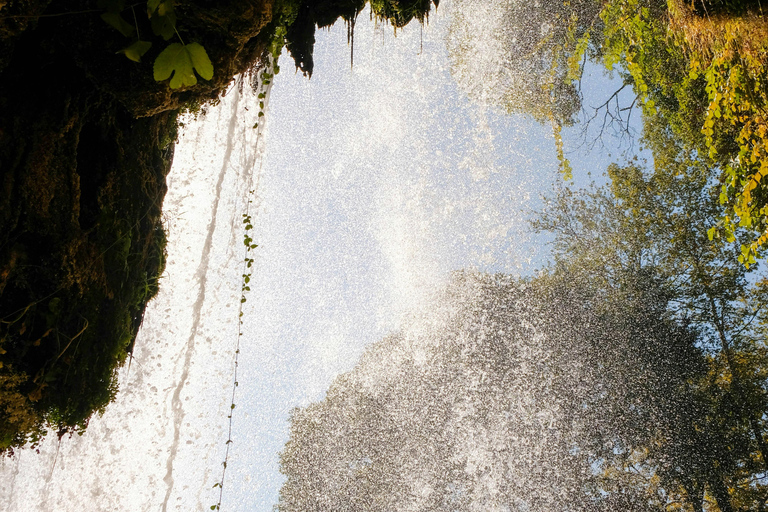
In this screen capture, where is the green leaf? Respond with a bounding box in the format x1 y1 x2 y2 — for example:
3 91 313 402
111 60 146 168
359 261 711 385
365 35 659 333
147 0 162 15
118 40 152 62
154 43 194 88
186 43 214 80
101 11 135 37
151 10 176 41
157 0 173 16
154 43 213 89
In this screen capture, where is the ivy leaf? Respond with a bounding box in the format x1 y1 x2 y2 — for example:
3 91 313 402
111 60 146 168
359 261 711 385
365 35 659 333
148 0 175 17
154 43 195 88
154 42 214 89
157 0 173 16
118 40 152 62
101 11 135 37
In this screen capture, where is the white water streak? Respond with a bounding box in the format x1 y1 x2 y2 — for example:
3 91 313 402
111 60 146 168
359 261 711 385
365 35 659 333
160 81 244 511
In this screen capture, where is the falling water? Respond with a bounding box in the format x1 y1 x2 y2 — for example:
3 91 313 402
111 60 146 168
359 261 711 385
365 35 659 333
1 1 633 511
0 72 271 510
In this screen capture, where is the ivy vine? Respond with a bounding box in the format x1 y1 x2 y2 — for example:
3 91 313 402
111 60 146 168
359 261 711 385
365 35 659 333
209 62 276 511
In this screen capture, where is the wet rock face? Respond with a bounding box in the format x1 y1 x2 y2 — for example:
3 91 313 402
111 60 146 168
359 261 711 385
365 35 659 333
0 0 52 73
0 0 274 449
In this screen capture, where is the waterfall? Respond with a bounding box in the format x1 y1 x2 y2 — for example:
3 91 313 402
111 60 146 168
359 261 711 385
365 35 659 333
0 72 272 511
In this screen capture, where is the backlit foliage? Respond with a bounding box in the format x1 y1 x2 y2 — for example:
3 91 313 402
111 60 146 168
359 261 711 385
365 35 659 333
599 0 768 265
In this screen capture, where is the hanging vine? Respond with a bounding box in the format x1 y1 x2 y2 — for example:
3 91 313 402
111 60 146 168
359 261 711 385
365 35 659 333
209 59 276 511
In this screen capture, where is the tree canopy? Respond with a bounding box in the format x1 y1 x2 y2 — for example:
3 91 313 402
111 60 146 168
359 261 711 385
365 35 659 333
277 267 711 511
448 0 768 262
534 152 768 511
446 0 601 127
583 0 768 262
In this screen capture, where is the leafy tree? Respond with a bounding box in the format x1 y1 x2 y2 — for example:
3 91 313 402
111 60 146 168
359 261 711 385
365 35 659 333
532 144 768 511
276 269 705 511
446 0 603 177
446 0 768 263
665 0 768 262
599 0 768 262
445 0 768 259
446 0 601 127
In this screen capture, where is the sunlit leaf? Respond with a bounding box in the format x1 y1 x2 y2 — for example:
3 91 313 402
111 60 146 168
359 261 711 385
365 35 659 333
186 43 214 80
154 43 213 89
157 0 173 16
147 0 162 15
